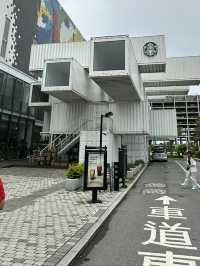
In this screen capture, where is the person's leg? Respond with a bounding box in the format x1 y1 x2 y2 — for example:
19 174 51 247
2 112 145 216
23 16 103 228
190 173 200 189
0 200 5 210
181 171 191 187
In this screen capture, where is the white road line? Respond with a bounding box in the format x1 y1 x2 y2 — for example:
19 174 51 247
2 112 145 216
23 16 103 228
176 161 187 173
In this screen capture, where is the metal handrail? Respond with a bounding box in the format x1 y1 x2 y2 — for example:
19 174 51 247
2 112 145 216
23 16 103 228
39 117 113 157
53 119 89 153
40 133 65 155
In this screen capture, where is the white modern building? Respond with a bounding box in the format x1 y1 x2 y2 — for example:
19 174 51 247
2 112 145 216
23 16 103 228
29 34 199 164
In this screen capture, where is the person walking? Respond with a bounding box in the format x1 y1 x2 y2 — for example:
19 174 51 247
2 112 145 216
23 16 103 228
0 177 5 209
181 151 200 190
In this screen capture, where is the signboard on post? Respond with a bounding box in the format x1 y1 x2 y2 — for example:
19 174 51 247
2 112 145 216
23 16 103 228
84 146 107 193
119 146 127 188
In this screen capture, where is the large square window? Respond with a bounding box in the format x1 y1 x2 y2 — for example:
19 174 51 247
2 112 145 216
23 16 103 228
93 40 125 71
45 62 70 87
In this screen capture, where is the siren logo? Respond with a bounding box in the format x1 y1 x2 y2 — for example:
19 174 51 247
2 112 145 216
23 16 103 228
143 42 158 57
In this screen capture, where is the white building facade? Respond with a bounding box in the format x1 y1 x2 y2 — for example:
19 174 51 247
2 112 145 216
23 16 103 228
29 35 181 164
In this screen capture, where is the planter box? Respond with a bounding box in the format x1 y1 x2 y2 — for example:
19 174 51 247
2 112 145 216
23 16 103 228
127 164 144 178
64 177 82 191
127 168 138 178
127 170 134 178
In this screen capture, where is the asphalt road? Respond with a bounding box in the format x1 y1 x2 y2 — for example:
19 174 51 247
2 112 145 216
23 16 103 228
72 160 200 266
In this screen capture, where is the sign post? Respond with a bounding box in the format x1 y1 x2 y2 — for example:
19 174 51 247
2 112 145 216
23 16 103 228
84 146 107 203
114 162 119 191
119 146 128 188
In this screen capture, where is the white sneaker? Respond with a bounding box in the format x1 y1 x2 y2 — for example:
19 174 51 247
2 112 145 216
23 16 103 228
181 183 189 187
192 185 199 190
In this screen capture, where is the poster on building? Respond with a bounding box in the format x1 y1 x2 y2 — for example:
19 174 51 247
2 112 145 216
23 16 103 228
84 147 107 190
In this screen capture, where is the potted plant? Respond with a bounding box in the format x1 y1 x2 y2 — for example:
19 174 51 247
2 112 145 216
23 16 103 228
135 160 144 171
127 162 137 178
127 160 145 178
64 163 84 191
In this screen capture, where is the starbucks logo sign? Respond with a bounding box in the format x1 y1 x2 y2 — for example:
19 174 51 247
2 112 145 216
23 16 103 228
143 42 158 57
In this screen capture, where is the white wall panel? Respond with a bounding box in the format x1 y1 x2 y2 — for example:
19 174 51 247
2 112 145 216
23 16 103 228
50 102 109 133
29 41 90 71
50 101 151 135
110 101 150 134
150 109 177 139
146 86 189 96
71 59 111 102
131 35 166 64
42 111 51 133
122 135 148 163
142 57 200 85
79 131 120 164
128 39 144 99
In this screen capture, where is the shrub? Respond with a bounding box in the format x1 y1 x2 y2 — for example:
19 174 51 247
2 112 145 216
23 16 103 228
127 162 136 169
175 144 187 157
134 160 144 166
64 163 84 179
128 160 144 169
194 150 200 159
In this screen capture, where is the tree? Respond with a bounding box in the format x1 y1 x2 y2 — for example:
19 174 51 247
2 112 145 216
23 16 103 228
175 144 187 157
194 116 200 149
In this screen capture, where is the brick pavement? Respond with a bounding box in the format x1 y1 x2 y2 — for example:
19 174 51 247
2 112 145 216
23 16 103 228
0 167 132 266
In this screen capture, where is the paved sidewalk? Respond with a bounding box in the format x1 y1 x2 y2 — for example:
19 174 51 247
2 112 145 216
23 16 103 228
0 167 144 266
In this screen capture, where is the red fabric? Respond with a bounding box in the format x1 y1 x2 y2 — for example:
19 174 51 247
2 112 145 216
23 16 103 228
0 178 5 201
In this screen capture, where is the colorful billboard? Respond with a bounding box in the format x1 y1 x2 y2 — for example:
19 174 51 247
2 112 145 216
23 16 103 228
1 0 84 73
35 0 83 44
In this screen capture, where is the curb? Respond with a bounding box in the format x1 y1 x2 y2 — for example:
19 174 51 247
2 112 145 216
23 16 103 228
57 164 147 266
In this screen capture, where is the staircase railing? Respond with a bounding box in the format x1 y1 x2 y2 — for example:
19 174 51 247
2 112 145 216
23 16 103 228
39 117 113 157
40 133 65 156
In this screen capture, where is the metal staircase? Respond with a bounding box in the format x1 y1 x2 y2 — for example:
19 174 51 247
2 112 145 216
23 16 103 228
30 117 113 165
40 120 90 157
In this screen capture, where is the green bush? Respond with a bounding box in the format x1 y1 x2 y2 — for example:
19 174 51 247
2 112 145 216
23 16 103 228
175 144 187 157
127 162 136 169
194 150 200 159
128 160 144 169
134 160 144 166
64 163 84 179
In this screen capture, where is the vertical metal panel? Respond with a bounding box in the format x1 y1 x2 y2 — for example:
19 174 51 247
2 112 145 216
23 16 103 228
122 135 148 163
50 102 109 133
150 109 177 138
50 101 151 135
110 101 150 134
128 39 144 100
142 57 200 85
167 57 200 80
29 41 91 71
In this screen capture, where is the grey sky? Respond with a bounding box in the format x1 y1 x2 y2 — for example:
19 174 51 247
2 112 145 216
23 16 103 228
59 0 200 58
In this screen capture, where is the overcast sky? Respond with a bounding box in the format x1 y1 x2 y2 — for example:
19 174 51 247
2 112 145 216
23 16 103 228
59 0 200 94
59 0 200 57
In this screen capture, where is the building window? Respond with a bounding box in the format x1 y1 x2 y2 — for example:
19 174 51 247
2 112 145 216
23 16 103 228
0 17 10 58
3 74 14 111
0 71 5 107
32 84 49 103
22 83 30 115
13 79 24 113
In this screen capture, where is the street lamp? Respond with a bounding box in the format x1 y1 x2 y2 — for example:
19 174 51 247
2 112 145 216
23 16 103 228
100 111 113 150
